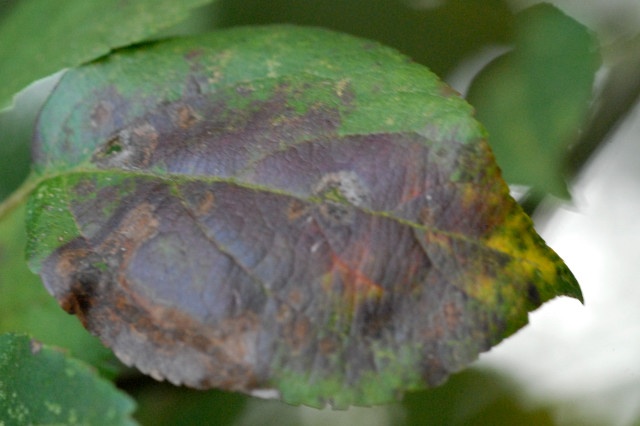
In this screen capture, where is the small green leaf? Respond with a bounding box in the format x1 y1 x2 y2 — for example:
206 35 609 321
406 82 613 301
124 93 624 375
26 26 581 407
0 0 217 109
0 333 136 425
467 3 600 197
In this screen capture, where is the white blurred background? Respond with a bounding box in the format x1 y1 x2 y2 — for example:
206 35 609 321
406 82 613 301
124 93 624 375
473 2 640 425
478 101 640 426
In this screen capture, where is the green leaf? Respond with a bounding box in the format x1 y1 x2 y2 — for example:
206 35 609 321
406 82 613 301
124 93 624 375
0 0 217 109
467 3 600 197
0 201 120 376
25 26 581 407
0 333 136 425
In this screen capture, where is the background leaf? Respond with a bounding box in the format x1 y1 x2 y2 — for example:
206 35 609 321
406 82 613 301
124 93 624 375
216 0 514 77
0 73 61 203
130 367 557 425
26 26 580 407
131 382 247 426
467 3 600 197
0 0 217 109
402 369 555 425
0 333 136 425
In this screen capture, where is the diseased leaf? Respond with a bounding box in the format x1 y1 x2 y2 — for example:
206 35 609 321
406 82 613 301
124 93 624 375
467 4 600 197
0 333 136 426
25 26 581 408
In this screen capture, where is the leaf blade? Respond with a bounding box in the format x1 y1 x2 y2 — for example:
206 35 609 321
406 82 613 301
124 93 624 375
26 25 581 407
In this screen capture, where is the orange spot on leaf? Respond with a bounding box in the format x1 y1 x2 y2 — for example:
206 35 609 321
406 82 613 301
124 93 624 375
325 252 384 308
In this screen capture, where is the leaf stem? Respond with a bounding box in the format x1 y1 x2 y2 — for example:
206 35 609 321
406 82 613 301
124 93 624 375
0 174 40 223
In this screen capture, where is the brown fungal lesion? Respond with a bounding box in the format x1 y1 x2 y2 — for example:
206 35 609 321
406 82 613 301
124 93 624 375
92 122 159 169
313 171 370 226
92 131 132 166
90 100 113 129
104 135 124 155
48 245 112 329
314 171 369 208
194 190 216 216
61 272 99 317
286 199 309 222
317 202 354 226
175 104 201 129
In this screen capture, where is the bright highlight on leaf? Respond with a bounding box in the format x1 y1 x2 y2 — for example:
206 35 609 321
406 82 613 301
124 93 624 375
25 26 581 408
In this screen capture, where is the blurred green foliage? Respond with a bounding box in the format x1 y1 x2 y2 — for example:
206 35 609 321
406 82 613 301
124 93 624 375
216 0 514 77
0 0 217 109
402 369 555 425
129 368 557 425
468 3 600 197
0 333 136 425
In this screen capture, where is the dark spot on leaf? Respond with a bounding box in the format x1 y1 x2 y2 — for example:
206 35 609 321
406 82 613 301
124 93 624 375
63 271 99 317
174 104 200 129
359 299 394 339
318 202 354 226
286 199 309 222
104 136 123 155
527 282 541 306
